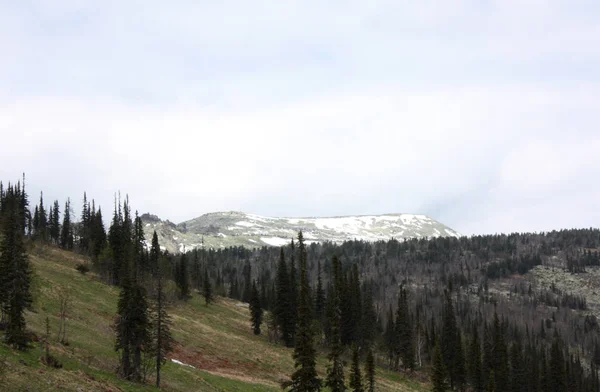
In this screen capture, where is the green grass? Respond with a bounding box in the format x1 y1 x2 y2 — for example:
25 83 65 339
0 244 428 391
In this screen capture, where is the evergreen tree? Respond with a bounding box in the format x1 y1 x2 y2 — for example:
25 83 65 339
349 345 364 392
509 338 525 392
203 267 214 305
468 326 483 392
275 247 294 347
80 192 89 253
549 331 567 392
284 232 321 391
432 341 447 392
365 348 375 392
491 312 508 392
441 290 465 389
0 186 33 350
360 283 377 350
90 207 106 260
176 253 190 300
314 261 325 321
242 259 252 303
394 285 414 371
60 198 73 250
152 266 174 388
325 255 346 392
50 200 60 245
37 192 47 242
249 280 263 335
289 239 298 343
149 231 160 276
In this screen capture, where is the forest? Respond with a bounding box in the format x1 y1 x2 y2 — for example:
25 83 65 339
2 175 600 391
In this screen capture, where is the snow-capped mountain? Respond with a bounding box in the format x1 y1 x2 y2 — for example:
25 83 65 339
141 211 461 253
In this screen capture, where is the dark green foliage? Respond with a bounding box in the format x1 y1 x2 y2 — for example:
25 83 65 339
249 280 263 335
314 261 325 322
152 269 174 388
432 341 447 392
510 338 526 392
360 283 377 351
441 291 464 390
115 271 152 381
468 326 483 392
349 345 363 392
150 231 160 277
242 259 252 303
49 200 60 245
289 239 298 344
325 255 346 392
176 253 191 300
60 198 73 250
491 312 508 392
76 263 90 274
284 232 321 391
0 184 33 350
394 285 414 371
275 247 294 347
549 331 567 392
203 267 214 305
365 348 375 392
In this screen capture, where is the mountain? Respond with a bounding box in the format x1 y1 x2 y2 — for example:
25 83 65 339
141 211 461 253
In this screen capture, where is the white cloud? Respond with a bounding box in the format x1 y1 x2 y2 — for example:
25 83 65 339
0 1 599 234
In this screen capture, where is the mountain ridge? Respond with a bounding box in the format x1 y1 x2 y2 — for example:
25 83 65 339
141 211 461 254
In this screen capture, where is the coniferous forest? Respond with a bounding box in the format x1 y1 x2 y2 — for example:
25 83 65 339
2 175 600 391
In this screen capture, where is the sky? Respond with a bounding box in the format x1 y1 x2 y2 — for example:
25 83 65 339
1 1 599 235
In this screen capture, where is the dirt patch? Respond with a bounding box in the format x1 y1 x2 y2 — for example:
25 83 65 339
170 344 279 385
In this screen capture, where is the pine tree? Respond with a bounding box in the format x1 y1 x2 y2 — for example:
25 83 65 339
242 259 252 303
203 267 214 305
90 207 106 260
441 290 464 389
275 247 294 347
50 200 60 245
349 345 364 392
60 198 73 250
549 331 566 392
0 186 33 350
365 348 375 392
360 283 377 350
37 192 47 242
395 285 414 371
314 261 325 321
289 239 298 343
491 312 508 392
152 266 174 388
80 192 89 253
325 255 346 392
432 341 447 392
114 197 151 382
150 231 160 276
176 253 190 300
249 280 263 335
284 232 321 391
468 326 484 392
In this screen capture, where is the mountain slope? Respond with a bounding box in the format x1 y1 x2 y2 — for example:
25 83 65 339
142 211 460 253
0 244 428 391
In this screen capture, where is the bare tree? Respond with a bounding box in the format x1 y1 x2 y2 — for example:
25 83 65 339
57 287 71 344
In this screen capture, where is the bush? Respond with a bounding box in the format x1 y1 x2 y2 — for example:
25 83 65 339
75 263 90 275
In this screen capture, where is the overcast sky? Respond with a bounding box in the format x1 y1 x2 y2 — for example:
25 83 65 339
1 1 599 235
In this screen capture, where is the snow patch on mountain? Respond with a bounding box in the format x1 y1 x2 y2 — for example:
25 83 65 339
140 211 461 254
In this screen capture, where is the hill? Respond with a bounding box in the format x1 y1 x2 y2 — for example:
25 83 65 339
0 244 428 391
141 211 460 253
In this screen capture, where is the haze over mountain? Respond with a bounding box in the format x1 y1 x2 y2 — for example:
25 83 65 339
141 211 460 253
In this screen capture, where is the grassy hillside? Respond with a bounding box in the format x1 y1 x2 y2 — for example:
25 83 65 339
0 244 428 391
